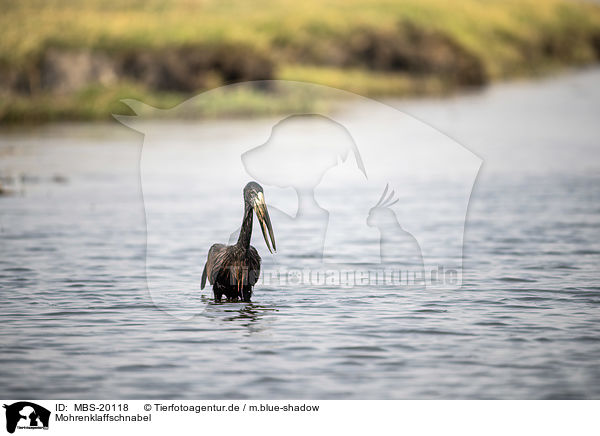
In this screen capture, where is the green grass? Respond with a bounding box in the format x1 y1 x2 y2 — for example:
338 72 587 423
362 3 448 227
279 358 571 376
278 66 449 96
0 82 333 123
1 0 600 122
2 0 598 70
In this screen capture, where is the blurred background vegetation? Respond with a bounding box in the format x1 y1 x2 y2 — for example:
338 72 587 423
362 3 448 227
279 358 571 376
1 0 600 122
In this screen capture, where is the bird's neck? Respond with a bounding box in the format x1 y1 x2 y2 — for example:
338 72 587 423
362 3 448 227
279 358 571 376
236 201 253 250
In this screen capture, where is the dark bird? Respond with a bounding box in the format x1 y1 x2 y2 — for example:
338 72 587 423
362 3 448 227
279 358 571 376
201 182 276 302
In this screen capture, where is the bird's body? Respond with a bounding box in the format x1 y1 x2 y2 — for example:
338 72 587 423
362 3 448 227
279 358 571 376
201 244 261 301
201 182 276 302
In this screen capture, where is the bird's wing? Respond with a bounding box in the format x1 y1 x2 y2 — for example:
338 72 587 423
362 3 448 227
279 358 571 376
247 245 262 286
201 264 208 290
201 243 227 289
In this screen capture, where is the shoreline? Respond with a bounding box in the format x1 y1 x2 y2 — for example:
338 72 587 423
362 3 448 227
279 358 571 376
1 64 598 129
3 62 599 125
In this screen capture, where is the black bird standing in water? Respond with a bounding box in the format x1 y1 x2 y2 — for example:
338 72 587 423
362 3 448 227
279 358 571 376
201 182 276 302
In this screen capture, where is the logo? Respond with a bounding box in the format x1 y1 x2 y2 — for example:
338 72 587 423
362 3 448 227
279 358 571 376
116 80 481 318
3 402 50 434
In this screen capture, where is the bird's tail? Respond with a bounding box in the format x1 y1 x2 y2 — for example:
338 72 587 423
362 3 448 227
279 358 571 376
201 263 208 290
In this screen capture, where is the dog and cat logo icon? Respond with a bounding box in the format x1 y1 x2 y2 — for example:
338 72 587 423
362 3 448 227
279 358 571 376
3 402 50 433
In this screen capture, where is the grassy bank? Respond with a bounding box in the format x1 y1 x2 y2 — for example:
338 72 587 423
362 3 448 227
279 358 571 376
1 0 600 122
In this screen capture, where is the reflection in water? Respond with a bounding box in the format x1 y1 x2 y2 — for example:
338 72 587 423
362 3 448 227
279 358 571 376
222 303 277 324
201 295 278 334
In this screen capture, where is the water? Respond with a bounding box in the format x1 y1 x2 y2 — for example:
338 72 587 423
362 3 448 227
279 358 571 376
1 69 599 399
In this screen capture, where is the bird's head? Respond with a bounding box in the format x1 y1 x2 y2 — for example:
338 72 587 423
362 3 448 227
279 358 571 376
367 184 399 227
244 182 276 253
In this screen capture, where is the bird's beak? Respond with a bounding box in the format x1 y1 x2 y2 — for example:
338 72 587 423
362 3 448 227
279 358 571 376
253 192 276 254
